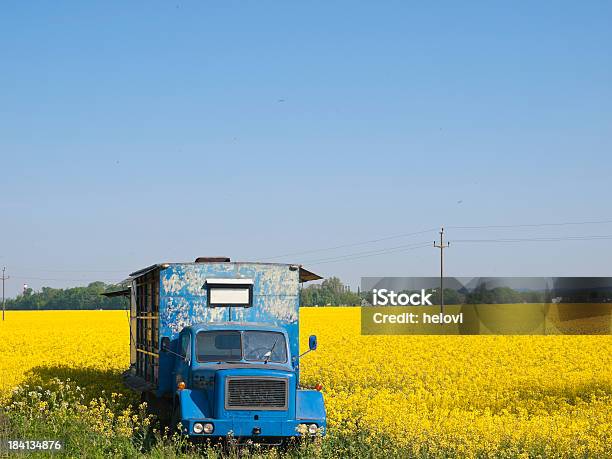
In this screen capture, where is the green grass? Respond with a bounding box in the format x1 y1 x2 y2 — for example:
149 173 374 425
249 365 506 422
0 378 407 459
3 376 604 458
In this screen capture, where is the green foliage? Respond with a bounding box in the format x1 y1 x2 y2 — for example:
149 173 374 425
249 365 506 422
300 277 361 307
2 378 149 458
0 377 412 458
6 282 128 310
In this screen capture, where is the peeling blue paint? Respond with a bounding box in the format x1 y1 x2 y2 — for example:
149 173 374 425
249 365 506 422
159 263 300 361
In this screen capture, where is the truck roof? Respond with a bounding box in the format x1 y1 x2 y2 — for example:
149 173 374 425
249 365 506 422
128 261 322 283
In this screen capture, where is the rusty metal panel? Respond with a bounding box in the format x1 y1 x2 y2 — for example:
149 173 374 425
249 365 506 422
159 262 300 354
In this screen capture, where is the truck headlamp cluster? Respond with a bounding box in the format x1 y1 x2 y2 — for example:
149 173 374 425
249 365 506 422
298 423 319 435
192 422 214 434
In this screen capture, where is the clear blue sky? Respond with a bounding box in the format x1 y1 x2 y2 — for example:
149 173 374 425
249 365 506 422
1 1 611 298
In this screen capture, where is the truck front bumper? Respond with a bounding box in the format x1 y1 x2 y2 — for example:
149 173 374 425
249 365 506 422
181 418 325 438
177 387 326 439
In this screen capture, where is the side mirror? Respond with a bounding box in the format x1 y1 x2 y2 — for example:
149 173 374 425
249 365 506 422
299 335 319 359
161 337 170 353
309 335 318 351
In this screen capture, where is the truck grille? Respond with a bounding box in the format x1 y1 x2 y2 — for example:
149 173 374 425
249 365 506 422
225 377 288 410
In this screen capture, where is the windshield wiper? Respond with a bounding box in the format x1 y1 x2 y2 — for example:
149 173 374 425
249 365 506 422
263 338 280 364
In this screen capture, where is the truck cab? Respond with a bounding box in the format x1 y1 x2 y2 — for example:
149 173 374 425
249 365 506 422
108 258 325 443
169 322 324 439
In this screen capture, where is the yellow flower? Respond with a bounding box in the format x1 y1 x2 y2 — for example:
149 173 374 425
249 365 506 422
1 308 610 457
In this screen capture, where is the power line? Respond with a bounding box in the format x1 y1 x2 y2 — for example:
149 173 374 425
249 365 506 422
447 218 612 230
273 218 612 265
9 275 124 282
296 232 612 269
298 230 612 268
308 243 432 266
266 218 612 262
264 228 437 260
9 268 129 273
6 218 612 282
453 235 612 243
302 240 431 264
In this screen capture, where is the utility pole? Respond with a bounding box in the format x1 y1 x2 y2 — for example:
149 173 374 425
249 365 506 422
1 267 9 321
433 228 449 313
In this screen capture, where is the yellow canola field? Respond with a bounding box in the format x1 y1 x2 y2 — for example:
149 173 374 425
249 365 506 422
300 308 612 456
0 310 130 401
1 309 611 456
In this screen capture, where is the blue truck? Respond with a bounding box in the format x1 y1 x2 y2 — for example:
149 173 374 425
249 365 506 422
105 257 326 443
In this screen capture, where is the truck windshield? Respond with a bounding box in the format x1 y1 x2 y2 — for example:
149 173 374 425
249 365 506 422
243 331 287 363
196 331 242 362
195 330 287 363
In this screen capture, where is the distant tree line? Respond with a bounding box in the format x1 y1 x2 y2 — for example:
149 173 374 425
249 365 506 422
4 278 554 310
6 282 128 310
7 278 362 310
300 277 361 306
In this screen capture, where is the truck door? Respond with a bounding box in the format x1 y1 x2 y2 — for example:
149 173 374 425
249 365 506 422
175 330 192 386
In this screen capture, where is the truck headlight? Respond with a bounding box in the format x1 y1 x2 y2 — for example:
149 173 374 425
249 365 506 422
308 423 318 435
193 422 214 434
